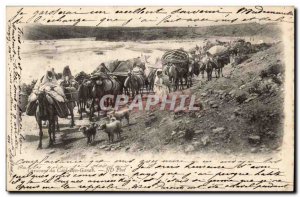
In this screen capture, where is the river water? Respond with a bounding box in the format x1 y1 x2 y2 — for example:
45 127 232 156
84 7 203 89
21 36 263 84
21 38 213 83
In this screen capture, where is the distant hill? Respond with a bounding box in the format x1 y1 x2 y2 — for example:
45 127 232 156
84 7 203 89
23 23 281 41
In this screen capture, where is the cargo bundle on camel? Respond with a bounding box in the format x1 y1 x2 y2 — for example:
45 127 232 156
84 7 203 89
161 49 191 90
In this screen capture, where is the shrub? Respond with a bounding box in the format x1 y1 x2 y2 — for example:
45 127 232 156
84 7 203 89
235 91 248 104
184 128 195 141
246 102 283 140
260 70 268 78
260 63 283 79
268 63 283 76
248 81 262 95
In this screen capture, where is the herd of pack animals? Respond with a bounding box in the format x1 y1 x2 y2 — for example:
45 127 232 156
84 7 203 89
30 39 269 149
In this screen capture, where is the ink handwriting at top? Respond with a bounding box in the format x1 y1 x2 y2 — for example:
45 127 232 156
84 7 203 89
115 8 167 14
8 8 26 23
7 6 294 27
170 8 232 15
237 6 293 16
5 6 293 27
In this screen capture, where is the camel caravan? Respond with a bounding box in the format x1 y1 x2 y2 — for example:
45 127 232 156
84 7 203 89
23 39 271 149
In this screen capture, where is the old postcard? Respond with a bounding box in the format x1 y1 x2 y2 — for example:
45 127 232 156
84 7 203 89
6 6 294 191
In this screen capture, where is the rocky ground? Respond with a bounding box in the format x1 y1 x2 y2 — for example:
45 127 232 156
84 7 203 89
21 43 285 157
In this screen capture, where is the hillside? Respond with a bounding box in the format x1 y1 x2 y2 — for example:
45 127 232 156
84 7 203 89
115 43 284 154
23 23 281 41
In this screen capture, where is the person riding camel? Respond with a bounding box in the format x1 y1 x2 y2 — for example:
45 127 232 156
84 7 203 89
61 66 75 84
202 51 213 63
98 63 108 73
93 63 110 80
61 66 78 102
132 66 145 78
195 45 202 57
29 68 66 103
26 67 68 117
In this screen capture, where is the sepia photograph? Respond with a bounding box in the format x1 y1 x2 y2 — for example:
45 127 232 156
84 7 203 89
6 6 295 192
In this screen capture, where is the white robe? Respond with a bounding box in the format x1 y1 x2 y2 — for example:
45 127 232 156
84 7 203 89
154 76 169 97
28 71 66 103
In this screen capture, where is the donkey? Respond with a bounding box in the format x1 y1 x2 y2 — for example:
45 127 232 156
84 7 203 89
145 68 157 92
206 60 214 81
124 72 144 97
211 54 231 78
76 79 92 120
61 79 78 127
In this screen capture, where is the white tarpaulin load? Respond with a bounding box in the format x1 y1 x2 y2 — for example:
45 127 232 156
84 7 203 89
207 45 228 56
28 71 66 103
26 69 69 118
